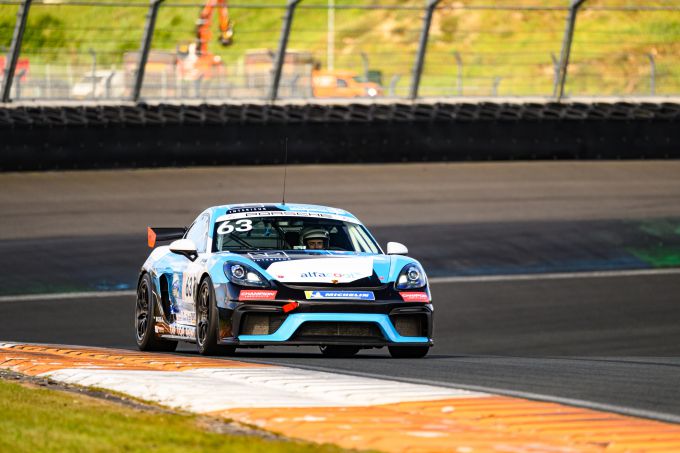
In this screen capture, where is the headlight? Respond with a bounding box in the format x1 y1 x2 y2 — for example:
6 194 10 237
366 87 378 97
395 263 427 290
224 261 270 288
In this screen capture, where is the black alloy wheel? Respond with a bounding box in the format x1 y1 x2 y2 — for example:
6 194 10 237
135 273 177 352
195 276 235 356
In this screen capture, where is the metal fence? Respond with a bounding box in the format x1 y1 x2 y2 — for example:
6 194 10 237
1 0 678 103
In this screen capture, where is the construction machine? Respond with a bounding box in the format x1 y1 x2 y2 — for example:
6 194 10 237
176 0 233 81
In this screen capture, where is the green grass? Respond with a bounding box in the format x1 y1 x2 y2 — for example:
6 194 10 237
0 379 348 453
627 219 680 267
0 0 678 96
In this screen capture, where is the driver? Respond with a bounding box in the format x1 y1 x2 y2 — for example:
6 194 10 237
300 228 329 250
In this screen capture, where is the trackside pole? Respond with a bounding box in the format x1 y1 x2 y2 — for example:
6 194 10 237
1 0 32 103
554 0 586 101
409 0 441 100
133 0 164 103
269 0 302 102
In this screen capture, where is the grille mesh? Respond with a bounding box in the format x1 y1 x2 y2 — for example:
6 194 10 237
391 315 424 337
294 322 383 339
241 313 286 335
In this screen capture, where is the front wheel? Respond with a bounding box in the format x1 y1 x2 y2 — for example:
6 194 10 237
319 345 360 358
135 273 177 352
195 276 235 356
388 346 429 358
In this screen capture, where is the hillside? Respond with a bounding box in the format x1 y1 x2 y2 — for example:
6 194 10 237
1 0 678 97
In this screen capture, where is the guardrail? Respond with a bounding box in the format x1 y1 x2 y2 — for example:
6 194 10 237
1 0 678 103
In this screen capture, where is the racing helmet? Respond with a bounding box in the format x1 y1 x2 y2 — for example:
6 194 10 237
300 228 329 249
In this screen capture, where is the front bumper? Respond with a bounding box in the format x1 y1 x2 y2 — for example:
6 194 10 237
215 282 434 347
238 313 430 344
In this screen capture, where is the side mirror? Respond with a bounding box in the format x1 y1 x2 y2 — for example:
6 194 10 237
386 242 408 255
169 239 198 261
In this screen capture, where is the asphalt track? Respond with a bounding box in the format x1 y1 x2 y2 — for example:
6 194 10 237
1 162 680 422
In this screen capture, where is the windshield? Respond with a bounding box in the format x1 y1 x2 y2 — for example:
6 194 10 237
213 216 380 253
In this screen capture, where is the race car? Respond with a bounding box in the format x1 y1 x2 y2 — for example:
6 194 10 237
135 203 433 358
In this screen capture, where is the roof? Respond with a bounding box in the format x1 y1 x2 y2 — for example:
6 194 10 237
211 203 361 224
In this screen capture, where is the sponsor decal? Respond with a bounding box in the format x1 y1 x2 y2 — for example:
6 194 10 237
305 290 375 301
226 206 268 214
248 251 289 262
216 211 360 224
175 310 196 325
299 271 364 279
267 257 374 284
167 324 195 338
239 290 278 301
399 292 430 303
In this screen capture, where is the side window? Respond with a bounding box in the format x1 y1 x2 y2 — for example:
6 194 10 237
185 213 210 254
337 78 348 88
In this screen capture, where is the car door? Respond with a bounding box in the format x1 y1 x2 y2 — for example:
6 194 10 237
171 212 211 327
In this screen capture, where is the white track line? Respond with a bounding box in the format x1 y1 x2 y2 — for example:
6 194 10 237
428 267 680 284
1 267 678 303
0 290 135 303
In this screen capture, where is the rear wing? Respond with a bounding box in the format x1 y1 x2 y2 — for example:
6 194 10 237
147 227 187 248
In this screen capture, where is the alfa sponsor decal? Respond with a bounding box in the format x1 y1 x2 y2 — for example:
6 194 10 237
239 290 278 301
305 290 375 301
267 257 374 283
399 292 430 302
300 271 364 279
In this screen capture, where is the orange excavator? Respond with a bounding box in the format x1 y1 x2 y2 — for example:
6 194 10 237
196 0 234 53
176 0 233 80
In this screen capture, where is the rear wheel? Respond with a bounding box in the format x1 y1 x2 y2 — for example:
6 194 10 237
388 346 429 358
196 276 235 356
319 345 360 358
135 273 177 352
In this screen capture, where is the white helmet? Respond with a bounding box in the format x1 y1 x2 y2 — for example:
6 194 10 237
300 228 329 248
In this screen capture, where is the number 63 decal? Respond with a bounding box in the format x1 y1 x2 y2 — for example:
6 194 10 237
217 219 253 234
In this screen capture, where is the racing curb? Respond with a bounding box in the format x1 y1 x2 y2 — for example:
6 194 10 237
2 343 680 452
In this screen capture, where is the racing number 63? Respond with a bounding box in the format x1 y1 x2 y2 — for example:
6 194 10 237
217 219 253 235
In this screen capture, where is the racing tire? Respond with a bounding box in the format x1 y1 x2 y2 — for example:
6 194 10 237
196 276 236 356
135 273 178 352
388 346 429 358
319 345 360 358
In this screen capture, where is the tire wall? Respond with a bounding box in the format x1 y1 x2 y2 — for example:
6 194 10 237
1 102 678 171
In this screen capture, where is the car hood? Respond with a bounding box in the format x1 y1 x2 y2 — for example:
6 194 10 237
238 251 393 285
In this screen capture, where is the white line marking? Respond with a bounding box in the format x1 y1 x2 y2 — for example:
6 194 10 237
0 290 135 303
428 267 680 284
1 267 678 302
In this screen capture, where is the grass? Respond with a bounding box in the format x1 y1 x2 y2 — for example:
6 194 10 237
0 378 348 453
0 0 679 96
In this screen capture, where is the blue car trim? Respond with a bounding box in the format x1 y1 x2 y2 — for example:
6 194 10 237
238 313 429 343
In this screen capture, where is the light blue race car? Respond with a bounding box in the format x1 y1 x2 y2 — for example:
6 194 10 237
136 203 433 358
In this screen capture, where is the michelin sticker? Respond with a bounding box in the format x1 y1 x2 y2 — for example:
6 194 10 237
305 291 375 301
